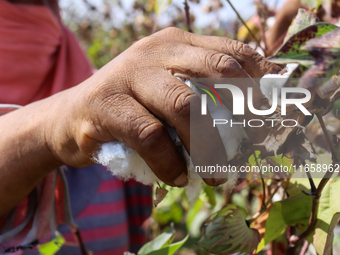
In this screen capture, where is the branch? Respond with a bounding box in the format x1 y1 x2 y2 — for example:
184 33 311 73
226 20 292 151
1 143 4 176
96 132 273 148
254 152 266 208
69 224 91 255
317 113 339 163
225 0 264 52
248 183 281 224
266 31 286 56
184 0 193 33
290 113 337 244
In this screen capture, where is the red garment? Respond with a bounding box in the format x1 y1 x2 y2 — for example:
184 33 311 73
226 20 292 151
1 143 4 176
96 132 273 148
0 0 93 105
0 1 153 254
0 1 93 251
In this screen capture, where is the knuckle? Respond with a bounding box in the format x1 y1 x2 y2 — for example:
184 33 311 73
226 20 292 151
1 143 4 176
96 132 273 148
154 27 183 38
153 27 192 44
224 57 243 72
234 40 260 60
131 36 162 55
137 120 166 149
208 52 243 75
263 61 282 75
166 84 191 116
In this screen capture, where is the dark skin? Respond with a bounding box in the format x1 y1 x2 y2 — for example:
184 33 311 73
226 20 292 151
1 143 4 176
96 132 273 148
1 1 281 218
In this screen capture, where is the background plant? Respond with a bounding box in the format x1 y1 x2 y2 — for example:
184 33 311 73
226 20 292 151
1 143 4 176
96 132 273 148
55 1 340 254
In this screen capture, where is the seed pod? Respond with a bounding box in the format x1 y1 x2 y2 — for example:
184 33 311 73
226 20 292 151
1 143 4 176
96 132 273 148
197 204 260 254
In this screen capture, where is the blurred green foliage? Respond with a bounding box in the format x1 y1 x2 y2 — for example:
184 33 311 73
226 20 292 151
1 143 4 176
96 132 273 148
60 1 340 254
61 0 234 69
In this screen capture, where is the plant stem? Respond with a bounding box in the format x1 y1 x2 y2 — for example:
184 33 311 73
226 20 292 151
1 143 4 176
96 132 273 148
316 113 338 162
69 224 90 255
183 0 193 33
299 240 309 255
291 113 337 244
254 152 266 208
266 31 287 56
248 184 281 224
306 168 317 193
225 0 264 52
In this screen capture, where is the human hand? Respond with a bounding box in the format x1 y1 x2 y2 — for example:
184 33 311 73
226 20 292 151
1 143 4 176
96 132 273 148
46 27 281 187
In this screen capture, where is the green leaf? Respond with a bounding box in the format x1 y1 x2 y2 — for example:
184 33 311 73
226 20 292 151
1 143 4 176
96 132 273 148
313 178 340 255
143 235 189 255
203 185 216 209
297 28 340 93
186 199 209 237
257 191 312 252
284 9 319 44
138 225 175 255
301 0 322 10
247 150 261 166
281 192 312 230
256 203 286 252
153 203 183 224
269 23 337 65
38 231 65 255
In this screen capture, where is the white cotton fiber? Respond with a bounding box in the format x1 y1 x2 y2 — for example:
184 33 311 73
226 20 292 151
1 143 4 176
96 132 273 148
94 142 159 185
260 63 298 99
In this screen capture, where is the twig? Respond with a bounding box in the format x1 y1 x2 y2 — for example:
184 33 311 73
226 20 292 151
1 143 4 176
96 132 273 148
69 224 90 255
225 0 264 52
183 0 193 33
254 152 266 208
248 184 281 224
316 113 338 162
290 114 337 244
255 0 269 53
266 31 287 56
303 159 317 193
299 240 309 255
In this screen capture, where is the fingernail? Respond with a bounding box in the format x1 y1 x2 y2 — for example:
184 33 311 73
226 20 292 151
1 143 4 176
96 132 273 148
213 177 228 186
213 171 228 185
174 172 188 187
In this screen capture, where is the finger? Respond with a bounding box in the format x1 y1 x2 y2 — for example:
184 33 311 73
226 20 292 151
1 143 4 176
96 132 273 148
157 44 271 144
153 27 282 78
130 71 229 186
97 93 188 187
161 43 252 79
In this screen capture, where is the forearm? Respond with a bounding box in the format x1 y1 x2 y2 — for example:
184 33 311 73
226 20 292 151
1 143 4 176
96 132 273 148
267 0 303 50
0 95 66 217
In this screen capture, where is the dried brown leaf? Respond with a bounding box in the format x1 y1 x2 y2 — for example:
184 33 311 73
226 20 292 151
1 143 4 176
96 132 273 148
153 187 168 207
